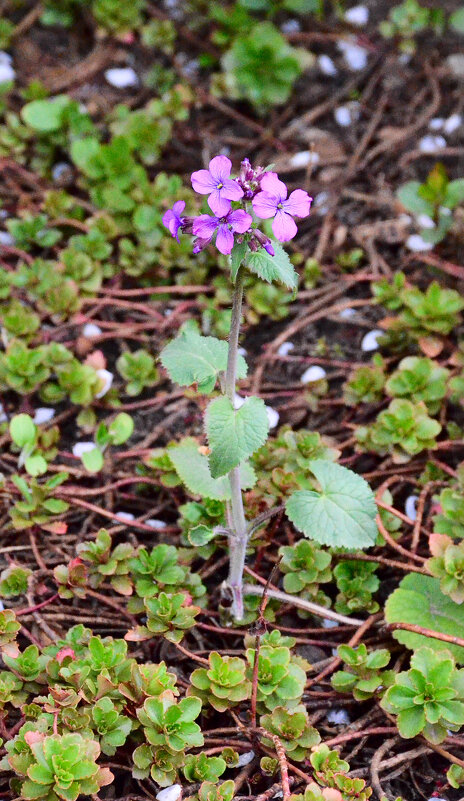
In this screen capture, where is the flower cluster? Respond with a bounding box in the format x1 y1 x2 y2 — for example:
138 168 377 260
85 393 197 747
162 156 312 256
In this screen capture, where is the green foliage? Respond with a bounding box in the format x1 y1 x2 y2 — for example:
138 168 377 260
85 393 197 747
205 395 269 478
77 413 134 473
246 643 306 712
372 271 406 310
183 752 227 783
76 528 133 595
245 282 292 323
385 356 449 413
0 564 32 598
356 399 441 462
309 744 373 799
9 414 48 477
399 281 464 336
1 299 40 340
381 647 464 742
116 349 159 396
132 592 201 644
433 472 464 538
92 0 145 32
91 697 132 755
189 651 250 712
426 534 464 603
10 473 69 530
7 213 62 250
397 162 464 244
244 240 298 289
343 355 386 406
279 540 332 614
129 543 205 602
0 609 21 646
333 560 380 615
260 705 320 761
379 0 445 52
0 341 50 395
198 779 235 801
331 644 394 700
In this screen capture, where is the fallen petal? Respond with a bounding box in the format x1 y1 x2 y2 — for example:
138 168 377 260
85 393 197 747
301 365 327 383
361 330 383 352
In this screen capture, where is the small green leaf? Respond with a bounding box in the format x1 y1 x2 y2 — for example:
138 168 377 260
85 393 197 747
24 454 47 477
230 241 248 282
10 414 36 448
109 413 134 445
285 460 378 549
81 448 104 473
188 525 216 546
168 438 256 500
205 396 269 478
396 181 434 217
21 95 71 132
245 241 298 289
450 7 464 33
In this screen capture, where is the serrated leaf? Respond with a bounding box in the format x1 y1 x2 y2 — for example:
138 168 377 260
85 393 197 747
160 323 247 394
245 241 298 289
285 460 378 549
230 241 248 282
205 396 269 478
385 573 464 663
168 438 256 500
81 447 104 473
188 525 216 546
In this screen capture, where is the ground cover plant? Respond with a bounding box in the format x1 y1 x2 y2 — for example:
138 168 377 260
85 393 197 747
1 1 464 801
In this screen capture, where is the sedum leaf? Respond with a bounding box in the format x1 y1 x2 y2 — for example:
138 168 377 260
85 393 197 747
205 396 269 478
168 438 256 500
285 460 378 549
81 447 104 473
160 323 247 393
245 241 298 289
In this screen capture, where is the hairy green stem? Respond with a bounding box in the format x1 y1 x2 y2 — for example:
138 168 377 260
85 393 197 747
223 267 248 620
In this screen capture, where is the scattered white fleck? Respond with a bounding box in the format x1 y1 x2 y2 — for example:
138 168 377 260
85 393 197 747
72 442 95 458
51 162 71 182
0 61 15 83
0 231 14 246
419 134 446 153
237 346 247 357
146 519 167 530
323 618 339 629
416 214 435 229
447 53 464 78
361 329 383 352
237 751 255 767
344 4 369 26
33 408 55 425
406 234 434 252
277 341 295 356
233 393 246 409
116 512 135 522
280 19 301 34
398 53 411 65
273 793 284 800
301 365 327 384
156 785 182 801
290 150 319 168
334 105 352 127
444 113 462 134
104 67 139 89
429 117 444 130
266 406 280 429
0 600 4 611
339 307 356 319
314 191 330 215
0 52 12 64
318 54 338 76
0 403 7 423
83 322 102 338
164 308 173 317
95 369 113 398
337 38 368 71
405 495 418 521
327 708 351 725
427 798 447 801
439 205 452 216
398 213 412 225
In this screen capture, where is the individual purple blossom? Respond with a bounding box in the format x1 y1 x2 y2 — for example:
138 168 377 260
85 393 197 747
252 172 312 242
192 209 252 255
191 156 244 216
162 200 186 242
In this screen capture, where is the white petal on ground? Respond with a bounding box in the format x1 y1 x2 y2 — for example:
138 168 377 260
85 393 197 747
73 442 95 458
237 346 247 357
361 330 383 352
318 54 338 76
280 19 301 34
0 403 7 423
405 495 418 521
418 134 446 153
314 191 330 215
266 406 280 429
95 368 113 398
146 519 167 530
277 341 295 356
104 67 139 88
439 206 452 216
301 365 327 383
416 214 435 229
0 61 15 83
444 113 462 134
327 708 351 724
429 117 444 130
83 322 103 337
116 511 135 522
334 105 352 127
337 38 368 70
290 150 319 167
156 785 182 801
52 162 72 181
322 618 339 629
344 5 369 26
33 408 55 425
447 54 464 78
0 231 14 245
406 234 434 252
339 307 356 318
0 51 12 64
237 751 255 767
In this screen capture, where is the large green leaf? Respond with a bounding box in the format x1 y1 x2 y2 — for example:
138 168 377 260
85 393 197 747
385 573 464 663
160 323 247 394
245 241 298 289
285 460 378 549
205 396 269 478
168 438 256 500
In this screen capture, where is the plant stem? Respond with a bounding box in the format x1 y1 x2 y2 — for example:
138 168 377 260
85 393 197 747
224 267 248 620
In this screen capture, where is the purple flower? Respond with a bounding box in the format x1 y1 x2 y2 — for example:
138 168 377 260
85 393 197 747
191 156 244 216
252 173 312 242
162 200 186 242
192 209 252 255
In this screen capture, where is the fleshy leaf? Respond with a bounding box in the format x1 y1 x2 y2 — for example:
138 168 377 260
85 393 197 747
168 438 256 500
285 460 378 549
205 396 269 478
81 448 104 473
245 241 298 289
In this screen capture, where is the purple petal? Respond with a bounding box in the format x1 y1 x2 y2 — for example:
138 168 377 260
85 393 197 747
264 241 275 256
192 214 219 240
191 169 217 194
208 155 232 182
252 191 279 219
208 190 232 217
162 210 180 241
283 190 312 219
172 200 186 216
221 178 244 201
215 224 234 255
228 210 252 234
272 210 297 242
260 172 288 200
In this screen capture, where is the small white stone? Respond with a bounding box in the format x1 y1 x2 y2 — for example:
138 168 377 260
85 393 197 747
444 113 462 134
290 150 319 168
0 51 12 64
104 67 139 89
361 329 383 352
314 191 330 215
0 61 15 83
447 54 464 78
237 751 255 767
280 19 301 34
334 105 352 127
322 617 339 629
301 365 327 383
164 308 173 317
337 38 368 71
398 213 413 225
339 307 356 319
344 5 369 26
406 234 434 252
277 341 294 356
398 53 411 65
83 323 102 338
0 403 7 423
156 785 182 801
405 495 418 521
0 231 14 246
73 442 95 458
95 369 113 398
318 54 338 76
33 408 55 425
429 117 444 130
327 708 350 725
51 162 71 181
237 346 247 357
416 214 435 229
0 600 4 611
233 393 246 409
266 406 280 429
146 519 167 530
116 511 135 522
419 135 446 153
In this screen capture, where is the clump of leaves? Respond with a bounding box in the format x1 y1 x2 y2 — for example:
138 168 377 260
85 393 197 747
398 281 464 337
333 561 379 616
246 643 306 712
183 752 227 783
198 780 235 801
0 341 49 395
379 0 444 53
91 697 132 756
381 646 464 742
433 468 464 539
9 414 49 477
76 413 134 473
260 704 320 761
356 399 441 462
139 592 201 643
0 609 20 646
331 644 394 700
116 349 159 396
128 543 206 607
92 0 146 33
1 299 40 340
9 473 69 531
7 213 62 250
343 355 386 406
76 528 134 595
426 534 464 603
0 564 32 598
189 651 250 712
385 356 449 413
397 163 464 244
279 540 332 614
310 745 373 799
